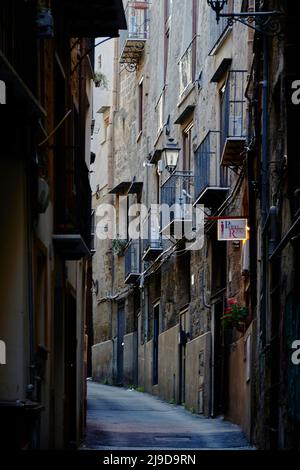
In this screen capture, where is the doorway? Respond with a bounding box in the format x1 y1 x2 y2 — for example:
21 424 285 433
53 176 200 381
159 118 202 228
64 290 77 448
212 300 229 417
117 304 125 385
153 303 160 385
179 309 188 404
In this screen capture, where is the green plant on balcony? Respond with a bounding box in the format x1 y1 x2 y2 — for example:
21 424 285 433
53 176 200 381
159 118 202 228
221 298 249 331
112 238 128 256
93 70 108 89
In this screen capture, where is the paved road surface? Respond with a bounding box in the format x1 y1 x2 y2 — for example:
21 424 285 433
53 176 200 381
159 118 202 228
83 381 252 450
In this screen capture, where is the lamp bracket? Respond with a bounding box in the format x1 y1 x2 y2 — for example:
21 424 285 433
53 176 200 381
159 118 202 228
218 11 282 35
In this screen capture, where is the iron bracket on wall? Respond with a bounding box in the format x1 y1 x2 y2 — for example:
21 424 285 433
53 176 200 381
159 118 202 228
219 11 282 35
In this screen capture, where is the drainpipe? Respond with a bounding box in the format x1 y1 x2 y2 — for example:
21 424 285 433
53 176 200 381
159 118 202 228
26 163 35 397
142 138 150 389
260 33 269 346
107 38 119 346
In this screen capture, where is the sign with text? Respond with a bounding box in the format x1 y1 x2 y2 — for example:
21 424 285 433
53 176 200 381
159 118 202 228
217 218 248 241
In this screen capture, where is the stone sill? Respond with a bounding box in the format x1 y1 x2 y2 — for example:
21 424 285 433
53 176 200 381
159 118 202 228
177 83 196 109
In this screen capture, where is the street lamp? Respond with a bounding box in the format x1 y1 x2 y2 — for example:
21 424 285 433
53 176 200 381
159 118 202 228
207 0 281 34
207 0 228 24
162 139 181 174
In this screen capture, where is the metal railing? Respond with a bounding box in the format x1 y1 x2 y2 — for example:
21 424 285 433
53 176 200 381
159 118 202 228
119 1 150 54
220 70 248 152
160 172 194 228
125 239 140 279
194 131 223 200
142 207 162 255
179 36 197 96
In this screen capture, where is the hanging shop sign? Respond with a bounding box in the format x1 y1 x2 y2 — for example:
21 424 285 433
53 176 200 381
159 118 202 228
217 218 248 241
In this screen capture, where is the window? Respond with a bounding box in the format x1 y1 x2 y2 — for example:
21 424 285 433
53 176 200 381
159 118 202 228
164 0 172 82
178 0 198 96
137 77 144 134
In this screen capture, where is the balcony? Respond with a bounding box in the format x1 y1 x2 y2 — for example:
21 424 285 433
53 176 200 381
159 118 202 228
220 70 248 167
160 172 193 238
194 131 228 208
53 153 91 260
142 208 163 262
125 239 141 284
119 1 150 70
179 38 195 97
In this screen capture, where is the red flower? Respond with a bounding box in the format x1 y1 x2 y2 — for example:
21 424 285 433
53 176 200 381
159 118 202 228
228 298 238 306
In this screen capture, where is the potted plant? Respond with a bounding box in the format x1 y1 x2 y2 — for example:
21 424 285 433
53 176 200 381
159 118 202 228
112 238 128 256
93 70 108 89
221 298 249 332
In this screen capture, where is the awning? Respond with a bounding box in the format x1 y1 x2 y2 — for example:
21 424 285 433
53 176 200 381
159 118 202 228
55 0 127 38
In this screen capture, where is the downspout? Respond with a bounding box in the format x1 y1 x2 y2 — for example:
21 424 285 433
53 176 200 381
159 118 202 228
26 161 35 398
142 138 150 389
107 38 118 368
261 33 269 346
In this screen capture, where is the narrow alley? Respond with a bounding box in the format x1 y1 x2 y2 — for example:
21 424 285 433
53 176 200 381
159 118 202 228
83 381 251 450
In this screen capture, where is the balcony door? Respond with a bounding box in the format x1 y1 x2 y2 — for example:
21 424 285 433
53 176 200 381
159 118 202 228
64 290 77 448
211 299 231 417
179 309 189 404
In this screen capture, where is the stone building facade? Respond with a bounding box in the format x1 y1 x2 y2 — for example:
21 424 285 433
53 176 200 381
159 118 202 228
91 0 300 448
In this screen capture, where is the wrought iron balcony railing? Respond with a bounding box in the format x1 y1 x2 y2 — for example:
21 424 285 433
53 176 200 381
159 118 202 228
53 152 92 260
142 208 163 262
124 239 141 284
194 131 228 208
220 70 248 166
179 37 196 97
119 1 150 71
160 172 194 238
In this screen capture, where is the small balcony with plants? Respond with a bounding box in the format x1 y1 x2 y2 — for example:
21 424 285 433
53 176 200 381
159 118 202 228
119 1 150 71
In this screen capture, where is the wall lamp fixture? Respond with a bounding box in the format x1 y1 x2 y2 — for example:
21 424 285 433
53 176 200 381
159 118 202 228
207 0 282 35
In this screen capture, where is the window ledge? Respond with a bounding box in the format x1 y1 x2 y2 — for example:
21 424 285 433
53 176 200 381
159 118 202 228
153 127 164 147
177 82 196 109
209 26 233 57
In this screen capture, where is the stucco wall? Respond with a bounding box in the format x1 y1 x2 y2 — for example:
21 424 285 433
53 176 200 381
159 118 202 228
92 340 114 384
185 332 212 416
157 324 180 403
123 332 138 386
226 330 252 439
